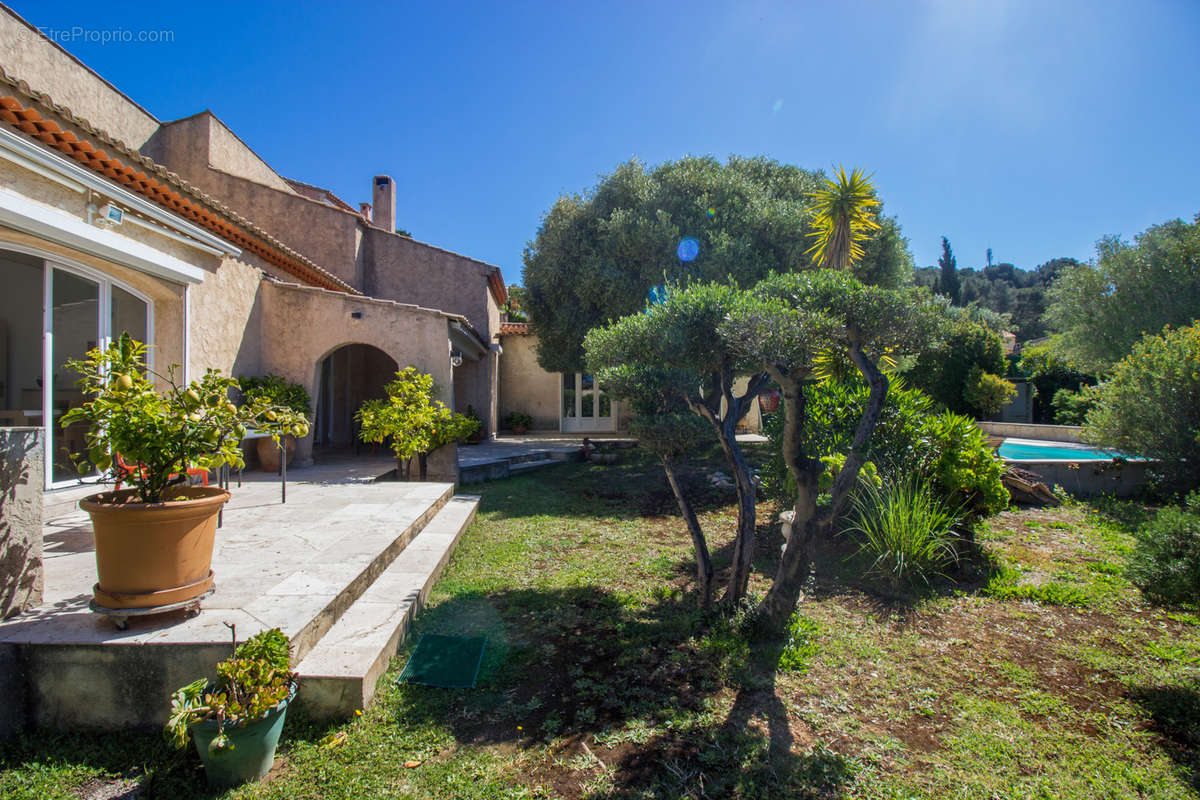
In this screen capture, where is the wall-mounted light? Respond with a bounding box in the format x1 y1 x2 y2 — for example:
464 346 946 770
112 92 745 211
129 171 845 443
450 350 463 367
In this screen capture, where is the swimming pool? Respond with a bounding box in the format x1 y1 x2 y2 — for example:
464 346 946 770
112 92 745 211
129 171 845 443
998 438 1130 461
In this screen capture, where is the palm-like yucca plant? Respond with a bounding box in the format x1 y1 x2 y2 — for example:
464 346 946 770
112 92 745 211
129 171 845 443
805 166 881 270
846 477 964 595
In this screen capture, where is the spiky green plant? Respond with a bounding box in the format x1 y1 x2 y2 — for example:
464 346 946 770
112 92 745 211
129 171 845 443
846 477 964 594
805 166 881 270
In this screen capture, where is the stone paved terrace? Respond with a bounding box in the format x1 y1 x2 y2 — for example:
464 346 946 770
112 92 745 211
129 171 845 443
0 456 475 731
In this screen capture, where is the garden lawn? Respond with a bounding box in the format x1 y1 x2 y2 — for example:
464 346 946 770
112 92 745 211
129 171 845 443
2 447 1197 799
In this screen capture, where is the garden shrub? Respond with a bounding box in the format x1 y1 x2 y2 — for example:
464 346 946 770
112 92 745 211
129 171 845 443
962 367 1017 418
1051 386 1097 425
845 477 964 594
762 377 1009 518
237 374 312 417
1016 344 1096 424
907 317 1007 417
1083 323 1200 494
1127 492 1200 607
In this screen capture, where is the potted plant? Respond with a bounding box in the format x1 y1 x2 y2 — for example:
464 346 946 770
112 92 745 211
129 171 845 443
63 335 308 613
463 404 485 444
505 411 533 435
165 626 298 789
237 375 312 471
356 367 480 480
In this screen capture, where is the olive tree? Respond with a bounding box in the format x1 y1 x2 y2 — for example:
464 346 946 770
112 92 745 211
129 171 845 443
525 156 913 373
722 271 939 631
585 283 768 605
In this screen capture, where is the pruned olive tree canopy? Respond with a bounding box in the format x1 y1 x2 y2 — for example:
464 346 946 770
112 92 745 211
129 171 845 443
524 155 913 373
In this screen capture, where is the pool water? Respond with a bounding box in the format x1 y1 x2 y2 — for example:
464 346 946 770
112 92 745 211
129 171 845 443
998 438 1129 461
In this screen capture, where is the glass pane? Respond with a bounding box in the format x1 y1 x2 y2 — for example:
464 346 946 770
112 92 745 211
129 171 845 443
598 391 611 417
562 373 575 417
580 373 594 392
111 286 148 347
52 270 99 482
0 253 44 422
581 392 593 418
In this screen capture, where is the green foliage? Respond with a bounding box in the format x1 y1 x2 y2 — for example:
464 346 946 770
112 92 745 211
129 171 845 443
1126 492 1200 607
164 628 296 752
503 411 533 430
61 335 307 504
1016 344 1096 424
503 284 527 322
1083 323 1200 493
805 166 881 270
922 411 1011 516
237 374 312 417
763 380 1009 518
1048 213 1200 374
906 315 1008 416
777 613 822 673
524 156 914 372
937 236 960 305
845 477 964 594
962 367 1017 418
1050 387 1097 425
916 256 1074 341
627 413 712 461
355 367 480 475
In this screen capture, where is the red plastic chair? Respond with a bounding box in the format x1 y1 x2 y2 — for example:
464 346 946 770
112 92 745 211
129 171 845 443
113 453 209 492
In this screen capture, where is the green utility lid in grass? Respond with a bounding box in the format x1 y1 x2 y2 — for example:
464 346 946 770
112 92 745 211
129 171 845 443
398 634 487 689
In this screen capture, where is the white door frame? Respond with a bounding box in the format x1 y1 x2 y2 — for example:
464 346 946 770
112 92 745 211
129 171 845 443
559 372 617 433
37 256 154 489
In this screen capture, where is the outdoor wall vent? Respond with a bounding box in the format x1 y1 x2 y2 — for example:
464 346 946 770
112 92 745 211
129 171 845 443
96 202 123 225
350 311 363 319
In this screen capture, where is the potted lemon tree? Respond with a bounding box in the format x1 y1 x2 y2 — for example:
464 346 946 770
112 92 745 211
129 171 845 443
63 335 307 617
237 374 312 471
165 626 298 789
355 367 479 480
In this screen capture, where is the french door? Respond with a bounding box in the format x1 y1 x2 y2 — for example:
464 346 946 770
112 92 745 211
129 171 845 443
560 372 616 433
40 259 150 487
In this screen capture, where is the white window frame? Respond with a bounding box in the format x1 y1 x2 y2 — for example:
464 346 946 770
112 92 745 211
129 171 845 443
38 257 154 489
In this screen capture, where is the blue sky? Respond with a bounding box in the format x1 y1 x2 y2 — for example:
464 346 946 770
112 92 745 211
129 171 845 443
10 0 1199 282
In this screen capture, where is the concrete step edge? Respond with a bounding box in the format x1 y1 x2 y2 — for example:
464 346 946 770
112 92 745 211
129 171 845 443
282 484 456 663
295 494 480 719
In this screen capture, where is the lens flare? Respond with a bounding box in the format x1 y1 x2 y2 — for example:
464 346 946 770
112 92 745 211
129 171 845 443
706 207 716 218
676 237 700 262
772 99 784 113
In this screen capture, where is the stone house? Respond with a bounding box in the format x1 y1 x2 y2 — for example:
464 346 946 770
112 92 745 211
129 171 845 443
0 4 504 497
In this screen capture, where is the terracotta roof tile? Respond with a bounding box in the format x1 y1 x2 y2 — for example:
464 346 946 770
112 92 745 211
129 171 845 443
499 321 531 335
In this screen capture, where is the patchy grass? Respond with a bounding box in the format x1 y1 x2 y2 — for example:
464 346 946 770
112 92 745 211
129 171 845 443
2 447 1199 799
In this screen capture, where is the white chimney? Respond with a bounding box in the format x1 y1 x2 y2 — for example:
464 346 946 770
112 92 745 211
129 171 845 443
372 175 395 232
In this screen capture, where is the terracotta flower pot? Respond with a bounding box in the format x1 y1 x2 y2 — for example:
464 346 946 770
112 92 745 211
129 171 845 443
80 486 230 610
256 435 294 472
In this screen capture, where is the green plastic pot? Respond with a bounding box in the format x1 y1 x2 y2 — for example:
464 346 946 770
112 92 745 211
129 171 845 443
190 684 296 790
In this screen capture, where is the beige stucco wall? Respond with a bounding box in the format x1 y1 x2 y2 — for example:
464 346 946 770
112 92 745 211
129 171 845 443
0 427 42 618
205 115 296 193
0 9 159 148
364 229 495 338
187 256 263 378
258 282 454 464
498 333 560 431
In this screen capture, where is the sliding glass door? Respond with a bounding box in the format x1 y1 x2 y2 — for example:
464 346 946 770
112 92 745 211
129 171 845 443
0 250 152 488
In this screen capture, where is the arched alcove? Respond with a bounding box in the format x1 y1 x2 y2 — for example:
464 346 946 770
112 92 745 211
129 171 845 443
313 343 399 451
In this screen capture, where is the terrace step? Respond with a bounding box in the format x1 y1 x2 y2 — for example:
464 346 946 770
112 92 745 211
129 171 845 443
508 457 563 474
255 483 455 664
294 494 480 719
